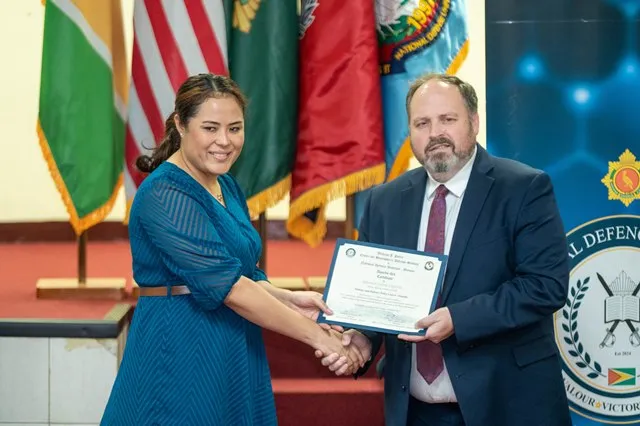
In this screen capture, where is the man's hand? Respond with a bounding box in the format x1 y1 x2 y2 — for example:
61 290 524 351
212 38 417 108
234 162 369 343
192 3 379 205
398 307 454 343
314 329 372 376
283 290 344 332
312 329 362 372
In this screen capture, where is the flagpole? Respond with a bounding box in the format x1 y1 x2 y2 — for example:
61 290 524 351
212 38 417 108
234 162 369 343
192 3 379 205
35 225 125 299
258 213 267 272
345 195 355 239
78 230 87 286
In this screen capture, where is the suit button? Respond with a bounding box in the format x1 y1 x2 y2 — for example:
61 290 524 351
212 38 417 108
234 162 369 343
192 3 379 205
401 385 407 391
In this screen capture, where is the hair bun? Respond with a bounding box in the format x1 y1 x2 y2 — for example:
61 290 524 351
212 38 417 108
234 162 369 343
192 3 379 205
135 155 153 174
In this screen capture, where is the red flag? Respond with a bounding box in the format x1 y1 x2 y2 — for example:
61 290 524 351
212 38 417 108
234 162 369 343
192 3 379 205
286 0 385 247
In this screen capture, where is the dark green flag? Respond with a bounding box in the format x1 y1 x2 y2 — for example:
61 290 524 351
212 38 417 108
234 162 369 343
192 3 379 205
225 0 299 218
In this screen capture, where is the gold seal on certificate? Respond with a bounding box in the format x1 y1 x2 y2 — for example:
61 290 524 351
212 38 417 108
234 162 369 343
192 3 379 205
317 239 448 335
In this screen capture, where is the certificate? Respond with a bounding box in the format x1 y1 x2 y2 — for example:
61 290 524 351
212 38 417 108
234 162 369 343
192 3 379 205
317 239 447 336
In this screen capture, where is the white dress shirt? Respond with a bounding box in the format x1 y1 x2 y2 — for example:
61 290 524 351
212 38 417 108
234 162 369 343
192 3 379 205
410 146 477 403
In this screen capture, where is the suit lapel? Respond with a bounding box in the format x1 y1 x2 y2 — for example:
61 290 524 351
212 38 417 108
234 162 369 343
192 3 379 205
396 168 428 250
442 146 495 303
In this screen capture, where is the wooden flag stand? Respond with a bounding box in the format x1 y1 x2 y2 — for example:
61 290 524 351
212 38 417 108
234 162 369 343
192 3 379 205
257 213 267 270
345 194 355 241
36 231 127 300
253 213 310 292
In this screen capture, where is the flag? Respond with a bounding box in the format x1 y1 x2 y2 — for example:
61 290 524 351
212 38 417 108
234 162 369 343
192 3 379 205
286 0 386 247
124 0 229 219
608 368 636 386
37 0 128 235
224 0 299 217
354 0 470 236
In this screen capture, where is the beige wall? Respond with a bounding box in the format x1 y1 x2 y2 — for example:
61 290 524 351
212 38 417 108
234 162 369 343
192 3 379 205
0 0 485 223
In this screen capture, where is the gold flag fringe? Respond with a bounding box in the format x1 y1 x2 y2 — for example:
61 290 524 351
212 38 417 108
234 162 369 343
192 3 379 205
246 174 291 220
286 163 386 247
36 120 123 236
385 39 470 183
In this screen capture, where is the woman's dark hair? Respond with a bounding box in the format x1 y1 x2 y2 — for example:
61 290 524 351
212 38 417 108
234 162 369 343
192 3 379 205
136 73 247 173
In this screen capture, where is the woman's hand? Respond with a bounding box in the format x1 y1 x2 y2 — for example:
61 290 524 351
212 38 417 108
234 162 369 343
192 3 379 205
283 290 344 332
313 329 363 373
315 329 371 375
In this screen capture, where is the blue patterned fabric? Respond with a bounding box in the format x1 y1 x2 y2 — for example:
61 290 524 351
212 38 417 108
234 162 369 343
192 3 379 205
101 162 275 426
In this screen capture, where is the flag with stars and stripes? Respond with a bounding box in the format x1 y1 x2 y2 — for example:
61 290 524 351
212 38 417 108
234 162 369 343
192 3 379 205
124 0 229 218
125 0 298 220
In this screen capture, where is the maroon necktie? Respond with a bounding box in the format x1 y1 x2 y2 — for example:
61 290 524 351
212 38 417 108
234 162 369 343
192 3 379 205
416 184 448 384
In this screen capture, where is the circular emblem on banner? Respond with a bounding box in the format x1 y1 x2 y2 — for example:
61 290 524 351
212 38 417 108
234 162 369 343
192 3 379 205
375 0 451 75
602 149 640 207
554 215 640 424
613 167 640 195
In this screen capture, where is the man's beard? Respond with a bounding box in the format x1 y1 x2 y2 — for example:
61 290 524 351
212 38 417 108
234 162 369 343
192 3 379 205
422 136 473 176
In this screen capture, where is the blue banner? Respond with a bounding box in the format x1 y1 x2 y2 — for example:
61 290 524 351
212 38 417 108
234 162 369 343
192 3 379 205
353 0 469 235
486 1 640 424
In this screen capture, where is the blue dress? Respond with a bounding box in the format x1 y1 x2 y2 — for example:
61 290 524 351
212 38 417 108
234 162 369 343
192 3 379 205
101 162 276 425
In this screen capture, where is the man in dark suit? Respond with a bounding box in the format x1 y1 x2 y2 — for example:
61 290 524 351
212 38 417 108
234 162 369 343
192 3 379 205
317 74 572 426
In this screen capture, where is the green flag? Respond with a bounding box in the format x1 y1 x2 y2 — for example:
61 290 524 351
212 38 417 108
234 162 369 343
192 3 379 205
224 0 299 218
37 0 127 235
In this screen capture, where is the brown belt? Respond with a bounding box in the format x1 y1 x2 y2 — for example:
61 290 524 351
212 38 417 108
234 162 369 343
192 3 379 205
138 285 191 297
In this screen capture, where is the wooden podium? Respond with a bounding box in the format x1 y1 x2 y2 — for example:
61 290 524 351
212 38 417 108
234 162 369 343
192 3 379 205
36 231 127 300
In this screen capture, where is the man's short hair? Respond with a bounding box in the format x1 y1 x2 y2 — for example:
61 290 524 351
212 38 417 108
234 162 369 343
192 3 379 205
405 73 478 119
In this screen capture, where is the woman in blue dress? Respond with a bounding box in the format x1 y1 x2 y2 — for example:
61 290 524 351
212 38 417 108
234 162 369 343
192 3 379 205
101 74 363 425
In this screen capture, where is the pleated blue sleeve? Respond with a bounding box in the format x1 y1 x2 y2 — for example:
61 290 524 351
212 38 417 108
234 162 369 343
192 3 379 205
137 180 242 310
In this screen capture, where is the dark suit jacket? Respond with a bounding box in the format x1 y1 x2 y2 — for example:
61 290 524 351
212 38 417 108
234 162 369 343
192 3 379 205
355 145 572 426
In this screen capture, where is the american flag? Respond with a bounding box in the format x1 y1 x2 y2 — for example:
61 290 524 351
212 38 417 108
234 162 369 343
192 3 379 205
124 0 229 217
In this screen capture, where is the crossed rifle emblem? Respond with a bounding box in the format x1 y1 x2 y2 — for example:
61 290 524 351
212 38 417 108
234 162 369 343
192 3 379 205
598 272 640 348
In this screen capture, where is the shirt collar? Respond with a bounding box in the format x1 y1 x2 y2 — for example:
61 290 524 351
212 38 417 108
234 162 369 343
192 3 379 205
426 145 477 199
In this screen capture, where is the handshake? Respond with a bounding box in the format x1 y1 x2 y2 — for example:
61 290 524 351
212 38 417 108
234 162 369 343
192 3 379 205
312 327 373 376
281 288 373 375
284 288 454 376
